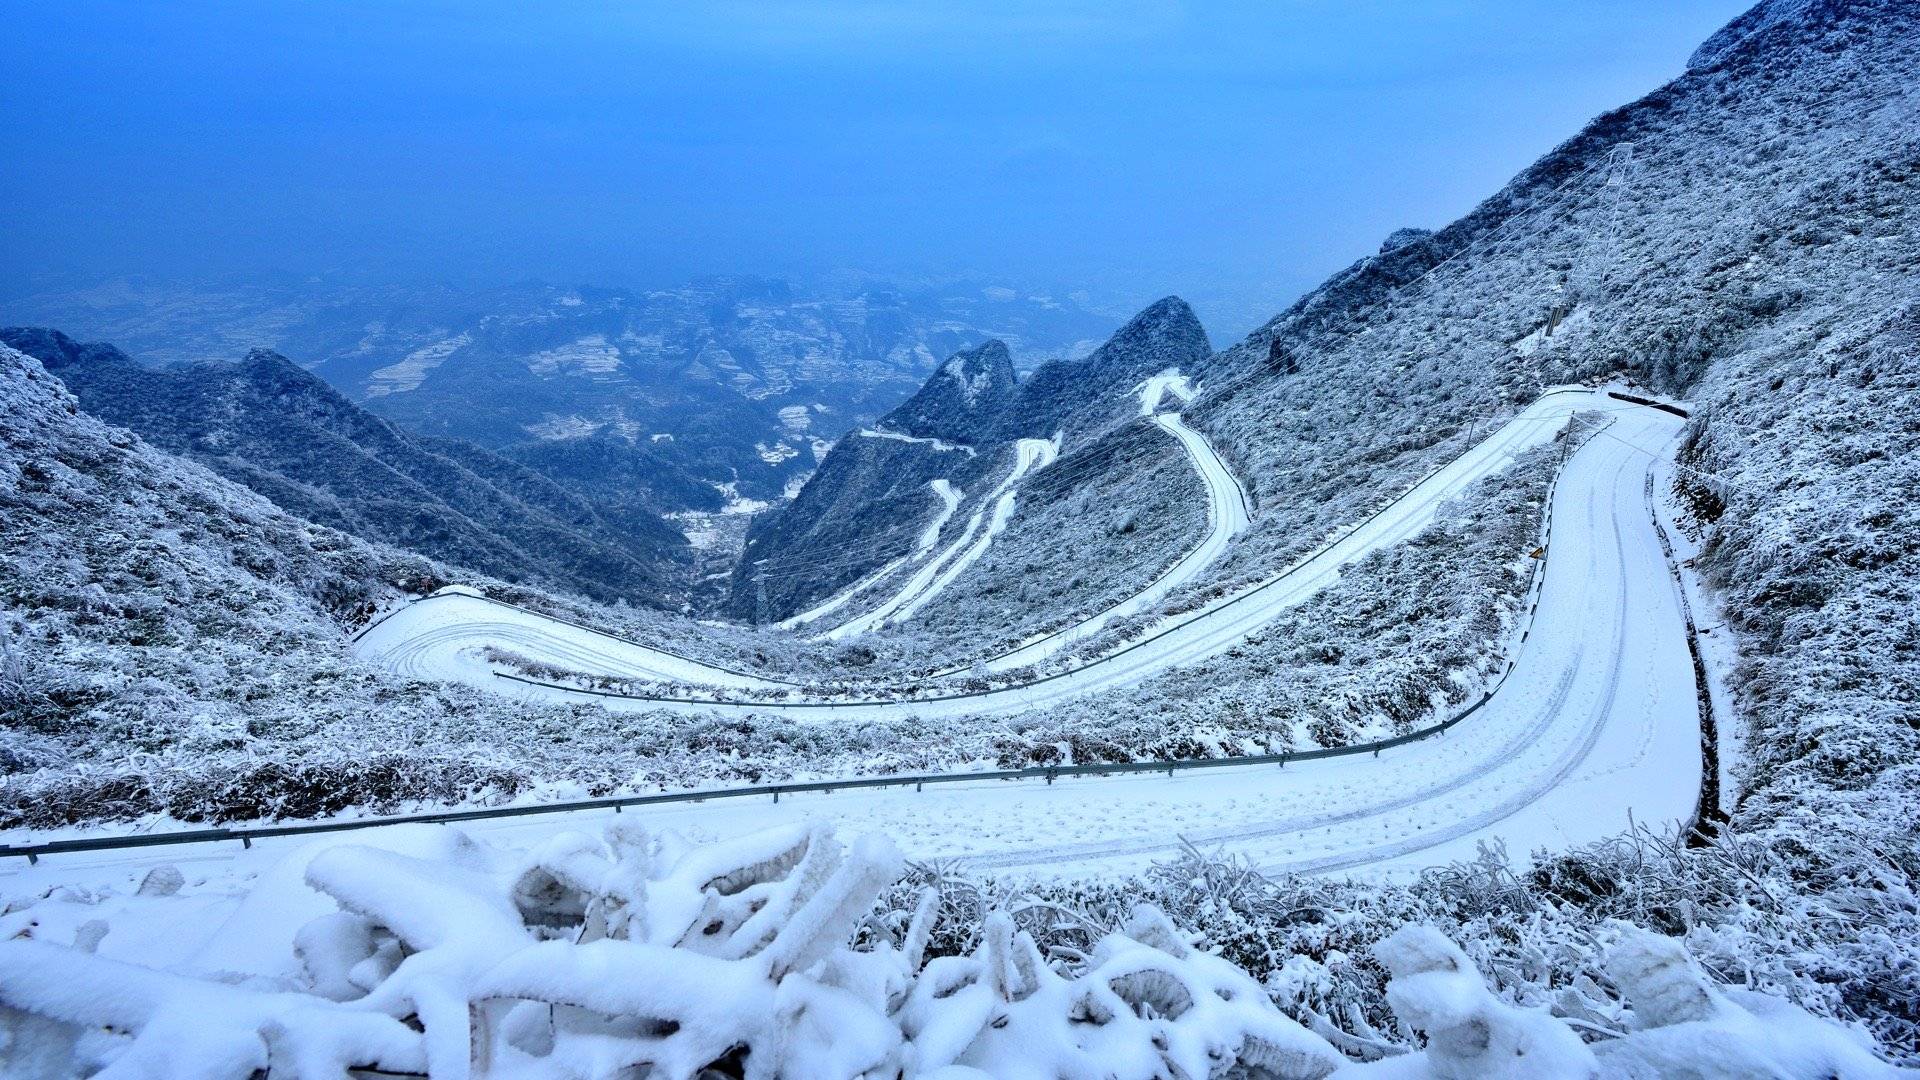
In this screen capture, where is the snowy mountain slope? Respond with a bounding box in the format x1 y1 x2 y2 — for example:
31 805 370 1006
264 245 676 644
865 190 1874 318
352 388 1631 720
0 343 845 827
879 338 1021 444
727 424 1010 624
1138 0 1920 1045
731 298 1216 627
999 296 1217 443
1 328 692 608
4 0 1919 1059
1178 0 1918 608
338 396 1699 890
959 380 1252 673
818 436 1061 639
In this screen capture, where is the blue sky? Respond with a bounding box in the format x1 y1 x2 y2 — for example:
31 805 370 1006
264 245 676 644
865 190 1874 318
2 1 1752 331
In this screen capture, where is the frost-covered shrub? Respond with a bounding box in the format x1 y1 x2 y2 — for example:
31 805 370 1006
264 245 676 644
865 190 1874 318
2 822 1903 1078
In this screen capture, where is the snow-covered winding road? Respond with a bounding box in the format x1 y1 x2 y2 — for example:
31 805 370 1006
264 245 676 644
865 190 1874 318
775 479 964 630
754 397 1696 880
828 436 1059 636
9 391 1696 917
356 388 1642 724
964 369 1252 673
358 587 788 692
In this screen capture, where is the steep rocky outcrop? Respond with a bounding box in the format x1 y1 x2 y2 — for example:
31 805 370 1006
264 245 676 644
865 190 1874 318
999 296 1211 443
880 339 1021 444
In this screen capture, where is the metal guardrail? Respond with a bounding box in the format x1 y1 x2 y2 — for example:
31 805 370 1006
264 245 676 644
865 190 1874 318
2 395 1645 865
1644 469 1726 844
1607 390 1691 419
0 686 1506 865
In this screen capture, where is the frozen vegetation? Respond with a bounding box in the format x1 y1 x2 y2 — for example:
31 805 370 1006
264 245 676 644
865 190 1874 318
0 328 692 608
2 0 1919 1070
0 821 1905 1077
0 334 1564 827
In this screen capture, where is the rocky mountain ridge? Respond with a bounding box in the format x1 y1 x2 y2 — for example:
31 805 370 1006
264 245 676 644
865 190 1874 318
0 276 1118 515
1 327 690 607
727 297 1214 622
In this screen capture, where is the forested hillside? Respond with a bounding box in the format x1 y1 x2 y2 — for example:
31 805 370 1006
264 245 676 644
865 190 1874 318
1 328 690 607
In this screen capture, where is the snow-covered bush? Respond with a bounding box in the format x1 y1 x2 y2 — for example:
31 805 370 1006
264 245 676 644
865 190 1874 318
1 822 1905 1078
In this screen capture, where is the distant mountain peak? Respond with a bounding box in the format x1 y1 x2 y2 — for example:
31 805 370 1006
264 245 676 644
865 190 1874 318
941 339 1016 406
1087 296 1209 370
886 339 1020 443
0 327 690 607
0 326 132 370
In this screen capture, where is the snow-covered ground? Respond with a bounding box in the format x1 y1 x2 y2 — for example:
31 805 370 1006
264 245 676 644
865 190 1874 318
405 397 1687 880
356 388 1644 724
0 392 1799 1076
6 817 1883 1079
